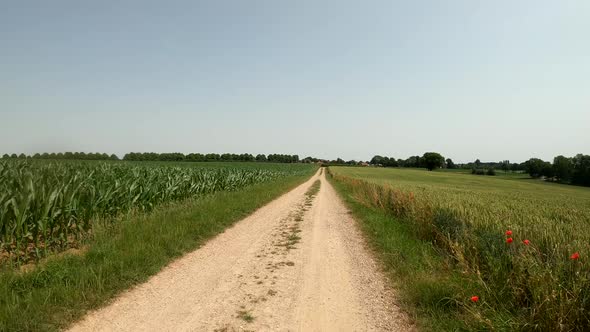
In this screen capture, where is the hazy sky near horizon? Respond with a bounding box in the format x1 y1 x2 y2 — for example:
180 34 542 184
1 1 588 163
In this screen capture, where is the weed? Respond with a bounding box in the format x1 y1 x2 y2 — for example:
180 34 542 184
237 310 255 323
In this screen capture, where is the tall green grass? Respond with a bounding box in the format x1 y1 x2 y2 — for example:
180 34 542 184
329 167 590 330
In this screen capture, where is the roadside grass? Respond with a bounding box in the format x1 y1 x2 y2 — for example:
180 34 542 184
0 171 314 331
328 174 482 330
328 166 590 330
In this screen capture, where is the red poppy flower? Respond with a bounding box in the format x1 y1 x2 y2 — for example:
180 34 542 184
506 237 513 244
571 252 580 260
470 296 479 302
523 239 530 245
505 230 512 236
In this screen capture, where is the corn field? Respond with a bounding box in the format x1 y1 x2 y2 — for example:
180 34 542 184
0 160 306 261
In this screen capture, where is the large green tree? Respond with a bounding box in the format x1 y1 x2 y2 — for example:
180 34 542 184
553 155 573 182
446 158 455 169
572 154 590 186
422 152 445 171
525 158 550 178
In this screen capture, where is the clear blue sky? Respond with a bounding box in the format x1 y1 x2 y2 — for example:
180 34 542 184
1 1 588 163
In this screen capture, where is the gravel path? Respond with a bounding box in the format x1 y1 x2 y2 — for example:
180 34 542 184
68 169 413 332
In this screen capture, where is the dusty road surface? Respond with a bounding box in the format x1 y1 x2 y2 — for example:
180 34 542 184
69 169 413 332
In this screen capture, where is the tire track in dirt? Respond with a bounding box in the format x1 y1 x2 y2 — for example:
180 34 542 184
68 169 413 332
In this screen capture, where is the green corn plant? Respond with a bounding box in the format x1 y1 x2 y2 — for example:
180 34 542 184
0 160 310 263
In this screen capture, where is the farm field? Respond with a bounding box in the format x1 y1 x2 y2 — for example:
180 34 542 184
329 166 590 330
0 160 316 331
0 164 416 331
0 160 312 263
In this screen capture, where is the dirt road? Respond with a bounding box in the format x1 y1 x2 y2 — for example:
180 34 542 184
68 170 412 332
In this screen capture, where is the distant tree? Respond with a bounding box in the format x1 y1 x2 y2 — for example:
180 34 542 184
446 158 456 169
18 153 27 159
161 153 185 161
552 155 573 182
204 153 219 161
474 159 481 168
267 154 299 163
370 155 399 167
501 160 510 173
2 154 9 159
123 153 136 161
422 152 445 171
196 153 206 161
10 153 17 159
404 156 421 168
370 155 384 165
525 158 550 178
185 153 204 162
240 153 254 162
572 154 590 186
541 163 555 178
110 154 119 161
386 158 399 167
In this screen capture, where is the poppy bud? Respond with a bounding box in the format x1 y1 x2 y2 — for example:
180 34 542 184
470 296 479 302
523 239 530 245
505 230 512 236
506 238 513 244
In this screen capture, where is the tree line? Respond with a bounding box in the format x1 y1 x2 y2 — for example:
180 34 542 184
370 153 447 171
369 155 529 173
368 153 590 187
524 154 590 186
122 152 299 163
1 152 300 164
1 152 119 160
458 159 525 172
